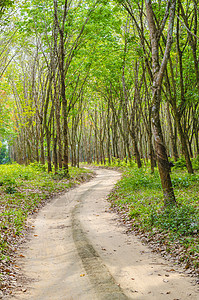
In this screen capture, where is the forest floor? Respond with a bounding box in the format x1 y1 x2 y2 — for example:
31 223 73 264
106 164 199 279
0 163 94 298
2 168 199 300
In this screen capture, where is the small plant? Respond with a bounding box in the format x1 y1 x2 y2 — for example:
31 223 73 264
29 162 47 172
108 163 199 271
0 163 92 267
51 169 70 180
192 155 199 170
2 176 17 194
171 173 199 188
150 204 199 236
4 185 17 194
173 157 186 170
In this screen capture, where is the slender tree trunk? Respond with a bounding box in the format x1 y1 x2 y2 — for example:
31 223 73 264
152 90 176 205
46 130 52 173
174 109 194 173
54 0 69 175
166 102 178 161
35 124 39 162
40 125 45 165
130 113 142 168
55 94 62 169
53 132 58 174
145 0 176 206
94 107 99 164
107 99 111 165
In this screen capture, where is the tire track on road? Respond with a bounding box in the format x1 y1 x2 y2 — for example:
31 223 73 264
72 183 128 300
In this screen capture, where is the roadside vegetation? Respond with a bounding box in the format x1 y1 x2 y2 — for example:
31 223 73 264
0 163 92 292
106 157 199 276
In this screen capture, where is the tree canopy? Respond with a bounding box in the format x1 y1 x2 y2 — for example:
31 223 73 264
0 0 199 204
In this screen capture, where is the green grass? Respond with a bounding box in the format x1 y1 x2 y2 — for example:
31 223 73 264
108 166 199 272
0 163 92 262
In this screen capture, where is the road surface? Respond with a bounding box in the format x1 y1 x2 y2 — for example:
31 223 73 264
7 169 199 300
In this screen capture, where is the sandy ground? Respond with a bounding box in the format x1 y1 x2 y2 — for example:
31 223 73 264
6 169 199 300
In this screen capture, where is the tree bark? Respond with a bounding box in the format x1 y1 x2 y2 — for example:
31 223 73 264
145 0 176 206
54 0 69 175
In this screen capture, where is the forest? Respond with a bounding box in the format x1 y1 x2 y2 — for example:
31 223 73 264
0 0 199 296
0 0 199 198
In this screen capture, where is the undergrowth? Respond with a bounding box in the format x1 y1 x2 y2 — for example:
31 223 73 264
0 163 92 262
108 166 199 273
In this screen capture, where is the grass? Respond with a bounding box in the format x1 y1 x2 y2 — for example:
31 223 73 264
0 162 92 263
108 165 199 274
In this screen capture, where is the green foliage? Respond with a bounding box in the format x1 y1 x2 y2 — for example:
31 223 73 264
0 0 13 18
51 169 71 180
0 163 92 262
0 174 17 194
29 162 47 172
0 75 16 148
150 204 199 236
0 143 10 164
171 173 199 188
1 208 26 235
109 165 199 269
173 157 187 170
192 156 199 170
4 185 17 194
94 157 137 168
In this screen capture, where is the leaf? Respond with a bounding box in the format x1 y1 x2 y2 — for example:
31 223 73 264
19 254 25 257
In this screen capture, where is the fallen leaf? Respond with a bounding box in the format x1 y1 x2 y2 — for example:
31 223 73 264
185 263 190 269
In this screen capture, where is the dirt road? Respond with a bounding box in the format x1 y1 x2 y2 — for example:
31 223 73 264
8 169 199 300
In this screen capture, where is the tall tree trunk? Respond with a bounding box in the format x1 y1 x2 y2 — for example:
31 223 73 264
107 98 111 165
46 130 52 173
53 132 58 174
40 125 45 165
55 93 62 169
35 124 39 163
166 102 179 161
173 109 194 173
54 0 69 175
145 0 176 206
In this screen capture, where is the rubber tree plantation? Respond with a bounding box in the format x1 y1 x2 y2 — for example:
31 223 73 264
0 0 199 293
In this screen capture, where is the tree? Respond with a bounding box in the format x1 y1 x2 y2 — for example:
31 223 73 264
2 0 199 205
0 0 13 19
145 0 176 205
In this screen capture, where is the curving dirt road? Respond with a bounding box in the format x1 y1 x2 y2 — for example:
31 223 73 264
7 169 199 300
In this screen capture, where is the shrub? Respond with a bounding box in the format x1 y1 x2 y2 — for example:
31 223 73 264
173 157 186 170
192 155 199 170
29 162 47 172
171 173 199 188
149 204 199 236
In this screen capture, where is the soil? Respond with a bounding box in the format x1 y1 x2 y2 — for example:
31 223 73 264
4 169 199 299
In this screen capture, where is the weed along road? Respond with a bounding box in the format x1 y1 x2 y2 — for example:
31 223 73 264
8 169 199 300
